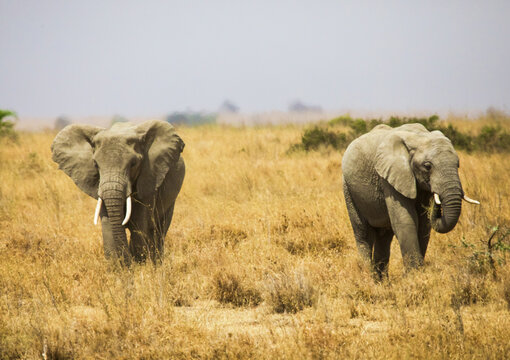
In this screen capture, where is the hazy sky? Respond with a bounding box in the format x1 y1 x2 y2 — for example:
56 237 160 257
1 0 509 117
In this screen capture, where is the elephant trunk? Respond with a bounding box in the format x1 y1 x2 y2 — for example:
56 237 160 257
430 169 463 234
98 173 131 265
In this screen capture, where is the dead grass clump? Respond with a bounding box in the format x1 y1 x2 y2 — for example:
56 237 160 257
210 224 248 248
210 333 256 359
347 280 378 304
188 224 248 248
500 271 510 310
165 276 195 307
343 262 383 305
503 281 510 310
394 273 431 308
451 271 490 306
278 233 345 256
213 271 262 307
265 268 317 313
300 323 346 358
273 212 346 255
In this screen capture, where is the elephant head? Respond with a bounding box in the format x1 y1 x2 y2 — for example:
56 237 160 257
375 123 478 234
51 120 184 262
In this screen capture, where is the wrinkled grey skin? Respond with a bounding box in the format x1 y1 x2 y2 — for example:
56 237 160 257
52 120 185 265
342 123 464 279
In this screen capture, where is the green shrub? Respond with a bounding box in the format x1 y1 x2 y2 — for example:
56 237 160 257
301 126 347 151
291 114 510 153
388 115 439 130
0 109 17 139
476 125 510 152
440 124 475 152
328 114 354 126
349 119 368 136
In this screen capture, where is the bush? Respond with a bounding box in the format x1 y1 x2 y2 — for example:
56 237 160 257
0 109 17 139
328 114 354 126
440 124 475 152
291 114 510 153
476 125 510 152
301 126 348 151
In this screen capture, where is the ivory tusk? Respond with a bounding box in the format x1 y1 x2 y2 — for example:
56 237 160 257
122 196 132 226
434 193 441 205
463 195 480 205
94 198 102 225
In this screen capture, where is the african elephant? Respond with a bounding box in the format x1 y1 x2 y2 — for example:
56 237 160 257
342 123 478 278
51 120 185 265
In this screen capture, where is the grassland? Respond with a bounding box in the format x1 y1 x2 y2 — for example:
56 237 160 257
0 117 510 359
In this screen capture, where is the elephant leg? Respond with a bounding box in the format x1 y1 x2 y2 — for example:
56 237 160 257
383 183 423 270
343 181 374 266
129 230 150 263
128 203 152 263
149 202 176 264
373 228 394 280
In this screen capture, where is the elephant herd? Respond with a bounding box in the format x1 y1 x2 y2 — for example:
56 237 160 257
51 121 479 278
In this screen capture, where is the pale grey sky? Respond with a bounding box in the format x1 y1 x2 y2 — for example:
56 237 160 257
1 0 509 118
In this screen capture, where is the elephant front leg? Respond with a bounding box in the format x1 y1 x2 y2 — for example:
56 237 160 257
129 230 150 263
127 202 152 263
148 202 177 264
383 183 423 270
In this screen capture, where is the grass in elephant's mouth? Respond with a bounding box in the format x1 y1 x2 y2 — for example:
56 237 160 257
1 118 510 359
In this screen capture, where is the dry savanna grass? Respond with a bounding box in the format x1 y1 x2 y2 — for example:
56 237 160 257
1 117 510 359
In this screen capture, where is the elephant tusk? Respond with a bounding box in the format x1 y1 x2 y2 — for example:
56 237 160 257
463 195 480 205
122 196 132 226
434 193 441 205
94 198 102 225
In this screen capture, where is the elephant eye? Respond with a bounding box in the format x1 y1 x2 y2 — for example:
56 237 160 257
423 162 432 171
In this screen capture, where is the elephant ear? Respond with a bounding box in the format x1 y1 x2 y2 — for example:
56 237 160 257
51 124 103 199
374 133 416 199
136 120 185 200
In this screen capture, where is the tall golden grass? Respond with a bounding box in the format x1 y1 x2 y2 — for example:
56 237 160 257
1 117 509 359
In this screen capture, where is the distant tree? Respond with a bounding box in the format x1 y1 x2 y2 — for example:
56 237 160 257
166 112 188 125
166 111 216 126
288 100 322 113
0 109 17 139
54 115 72 131
219 100 239 113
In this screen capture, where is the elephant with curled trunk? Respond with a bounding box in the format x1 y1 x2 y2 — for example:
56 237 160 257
342 123 479 279
52 120 185 265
